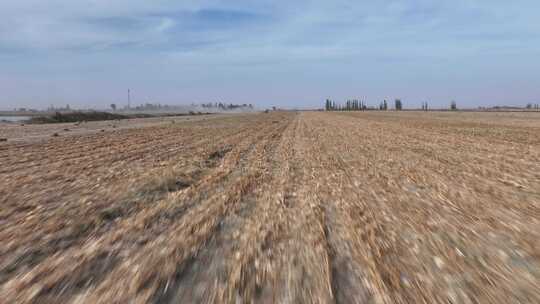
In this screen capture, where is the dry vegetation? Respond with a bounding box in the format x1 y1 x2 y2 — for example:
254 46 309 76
0 111 539 303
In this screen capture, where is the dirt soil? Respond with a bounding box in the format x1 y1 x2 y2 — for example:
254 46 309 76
1 111 539 303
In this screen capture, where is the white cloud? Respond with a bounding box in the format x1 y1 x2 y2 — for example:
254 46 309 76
0 1 539 109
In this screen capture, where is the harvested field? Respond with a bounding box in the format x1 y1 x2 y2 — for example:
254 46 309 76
1 111 539 303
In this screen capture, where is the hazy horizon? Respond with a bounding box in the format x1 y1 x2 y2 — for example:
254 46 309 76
1 1 539 110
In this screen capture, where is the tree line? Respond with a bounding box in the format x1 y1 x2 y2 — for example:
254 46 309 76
325 99 367 111
322 99 487 111
325 99 540 111
325 99 407 111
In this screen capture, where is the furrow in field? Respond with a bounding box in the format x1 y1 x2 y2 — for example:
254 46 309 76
0 115 268 285
0 124 250 241
148 114 294 303
306 112 540 303
331 113 540 215
1 111 539 303
0 112 295 303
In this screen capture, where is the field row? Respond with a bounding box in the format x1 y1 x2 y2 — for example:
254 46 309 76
1 111 539 303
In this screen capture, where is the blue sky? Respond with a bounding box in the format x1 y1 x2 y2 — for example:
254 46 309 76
1 0 539 110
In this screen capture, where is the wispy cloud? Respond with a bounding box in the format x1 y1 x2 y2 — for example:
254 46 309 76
0 1 539 109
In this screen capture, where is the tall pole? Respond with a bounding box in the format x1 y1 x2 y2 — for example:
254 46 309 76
128 89 131 109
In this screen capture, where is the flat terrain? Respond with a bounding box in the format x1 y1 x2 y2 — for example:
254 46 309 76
0 114 216 143
1 111 539 303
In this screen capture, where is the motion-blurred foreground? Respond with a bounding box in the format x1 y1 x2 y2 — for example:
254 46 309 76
1 111 539 303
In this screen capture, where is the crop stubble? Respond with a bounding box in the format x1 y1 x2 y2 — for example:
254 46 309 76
1 111 539 303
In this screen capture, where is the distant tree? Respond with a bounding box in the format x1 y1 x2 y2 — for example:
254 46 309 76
450 100 457 111
526 103 533 109
395 99 402 110
110 103 117 111
325 99 335 111
383 100 388 110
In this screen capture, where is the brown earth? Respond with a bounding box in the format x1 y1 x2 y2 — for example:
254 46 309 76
0 111 539 303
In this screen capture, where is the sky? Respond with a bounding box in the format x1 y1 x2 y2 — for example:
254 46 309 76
0 0 539 110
